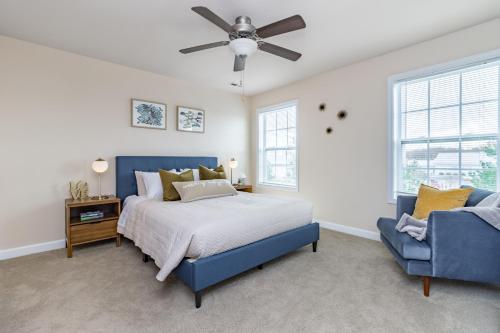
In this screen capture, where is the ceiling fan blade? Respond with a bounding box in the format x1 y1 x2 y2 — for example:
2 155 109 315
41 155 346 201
192 6 232 33
256 15 305 39
259 42 302 61
179 41 229 54
234 55 247 72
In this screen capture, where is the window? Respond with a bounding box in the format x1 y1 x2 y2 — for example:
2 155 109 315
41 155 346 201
258 101 298 189
389 53 500 201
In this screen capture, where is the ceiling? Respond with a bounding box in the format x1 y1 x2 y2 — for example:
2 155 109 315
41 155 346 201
1 0 499 96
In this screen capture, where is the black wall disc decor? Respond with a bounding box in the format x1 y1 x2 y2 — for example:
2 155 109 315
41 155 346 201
337 110 347 120
326 126 333 134
319 103 326 112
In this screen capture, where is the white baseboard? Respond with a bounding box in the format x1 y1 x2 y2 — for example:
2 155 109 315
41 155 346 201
317 220 380 241
0 221 379 260
0 239 66 260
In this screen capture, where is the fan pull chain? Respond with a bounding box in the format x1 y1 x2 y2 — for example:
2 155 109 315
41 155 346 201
241 70 245 96
240 70 246 102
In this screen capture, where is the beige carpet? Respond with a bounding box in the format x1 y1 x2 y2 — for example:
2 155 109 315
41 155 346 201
1 229 499 333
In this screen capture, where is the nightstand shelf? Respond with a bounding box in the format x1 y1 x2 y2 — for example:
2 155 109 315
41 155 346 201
65 196 121 258
70 213 120 226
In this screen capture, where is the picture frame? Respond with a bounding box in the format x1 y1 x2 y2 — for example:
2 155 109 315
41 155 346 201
177 106 205 133
131 99 166 130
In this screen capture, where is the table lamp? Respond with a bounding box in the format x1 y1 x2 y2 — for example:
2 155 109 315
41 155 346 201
229 158 238 185
92 158 108 200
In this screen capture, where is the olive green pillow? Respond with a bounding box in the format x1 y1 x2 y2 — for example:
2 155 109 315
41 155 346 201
159 169 194 201
199 165 226 180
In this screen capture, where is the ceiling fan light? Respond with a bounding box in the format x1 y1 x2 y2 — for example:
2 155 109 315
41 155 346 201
229 38 258 57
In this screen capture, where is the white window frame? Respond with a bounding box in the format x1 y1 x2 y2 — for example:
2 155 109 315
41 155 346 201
388 49 500 203
256 100 299 191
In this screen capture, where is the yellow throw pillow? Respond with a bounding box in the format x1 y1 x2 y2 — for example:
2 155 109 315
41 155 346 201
159 169 194 201
412 184 473 220
199 164 226 180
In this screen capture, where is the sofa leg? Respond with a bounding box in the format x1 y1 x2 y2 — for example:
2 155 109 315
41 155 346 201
142 253 149 263
312 241 317 252
257 264 263 270
422 276 431 297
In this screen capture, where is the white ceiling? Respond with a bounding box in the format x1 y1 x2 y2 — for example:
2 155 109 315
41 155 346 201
1 0 499 95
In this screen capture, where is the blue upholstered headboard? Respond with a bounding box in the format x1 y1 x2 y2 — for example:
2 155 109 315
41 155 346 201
115 156 218 200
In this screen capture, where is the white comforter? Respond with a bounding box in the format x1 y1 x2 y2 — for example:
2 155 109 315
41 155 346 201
118 192 313 281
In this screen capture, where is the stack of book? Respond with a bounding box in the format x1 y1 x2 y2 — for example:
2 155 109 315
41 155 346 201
80 211 104 221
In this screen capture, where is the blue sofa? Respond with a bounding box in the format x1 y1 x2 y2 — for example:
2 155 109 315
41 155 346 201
377 187 500 296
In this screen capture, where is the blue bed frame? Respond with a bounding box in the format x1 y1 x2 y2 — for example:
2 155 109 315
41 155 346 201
116 156 320 308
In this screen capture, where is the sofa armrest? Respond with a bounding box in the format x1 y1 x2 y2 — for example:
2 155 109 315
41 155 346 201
426 210 500 283
396 195 417 220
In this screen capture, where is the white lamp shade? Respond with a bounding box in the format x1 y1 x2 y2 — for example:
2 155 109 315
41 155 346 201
92 159 108 173
229 158 238 169
229 38 257 57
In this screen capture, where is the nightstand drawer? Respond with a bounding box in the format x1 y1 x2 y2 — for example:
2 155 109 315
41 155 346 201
71 219 118 244
234 184 252 193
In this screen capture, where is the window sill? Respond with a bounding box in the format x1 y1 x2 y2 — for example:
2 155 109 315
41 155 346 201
256 183 298 192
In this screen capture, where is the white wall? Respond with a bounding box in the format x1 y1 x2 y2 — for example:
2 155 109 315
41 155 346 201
250 18 500 233
3 18 500 251
0 36 250 250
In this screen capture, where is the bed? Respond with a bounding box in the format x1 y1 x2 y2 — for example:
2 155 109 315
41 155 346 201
116 156 319 308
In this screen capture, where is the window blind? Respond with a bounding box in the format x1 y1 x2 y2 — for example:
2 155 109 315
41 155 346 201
393 60 499 196
258 101 298 188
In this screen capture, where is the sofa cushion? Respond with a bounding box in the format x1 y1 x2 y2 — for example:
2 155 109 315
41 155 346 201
380 235 432 276
461 186 494 207
377 217 431 261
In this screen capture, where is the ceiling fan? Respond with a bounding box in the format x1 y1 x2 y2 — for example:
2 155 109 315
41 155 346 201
179 7 306 72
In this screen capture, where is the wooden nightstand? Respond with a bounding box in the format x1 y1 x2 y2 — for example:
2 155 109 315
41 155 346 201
65 196 121 258
233 184 253 193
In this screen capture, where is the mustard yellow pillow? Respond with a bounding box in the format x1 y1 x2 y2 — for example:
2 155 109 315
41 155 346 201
159 169 194 201
199 165 226 180
412 184 473 220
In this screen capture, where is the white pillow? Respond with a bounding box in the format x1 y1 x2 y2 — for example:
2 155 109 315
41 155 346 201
172 179 237 202
181 168 200 181
135 171 154 196
139 169 177 199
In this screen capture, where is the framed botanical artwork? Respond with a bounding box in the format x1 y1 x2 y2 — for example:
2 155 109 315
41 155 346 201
131 99 166 130
177 106 205 133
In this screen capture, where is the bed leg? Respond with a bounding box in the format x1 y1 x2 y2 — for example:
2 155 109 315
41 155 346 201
195 291 202 308
257 264 263 270
312 241 317 252
142 253 149 263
